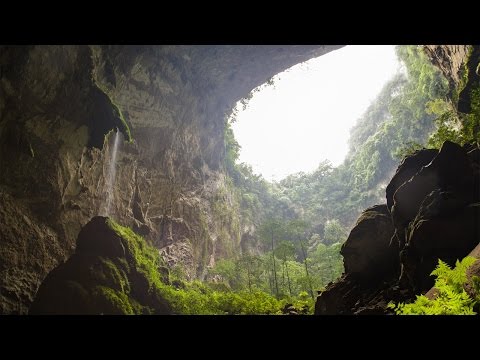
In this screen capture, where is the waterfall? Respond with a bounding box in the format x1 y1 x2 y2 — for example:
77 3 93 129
101 129 121 217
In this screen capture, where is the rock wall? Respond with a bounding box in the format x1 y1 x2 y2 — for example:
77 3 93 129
0 45 340 313
424 45 480 113
424 45 472 92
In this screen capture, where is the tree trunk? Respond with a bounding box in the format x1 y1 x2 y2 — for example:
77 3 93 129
246 261 252 293
285 254 292 297
271 227 279 297
299 238 315 300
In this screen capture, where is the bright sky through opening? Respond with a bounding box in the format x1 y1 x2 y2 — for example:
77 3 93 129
231 45 400 181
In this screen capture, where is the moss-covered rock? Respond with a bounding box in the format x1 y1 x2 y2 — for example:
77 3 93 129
29 216 172 314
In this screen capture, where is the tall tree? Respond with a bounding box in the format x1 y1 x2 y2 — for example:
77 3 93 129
258 218 286 297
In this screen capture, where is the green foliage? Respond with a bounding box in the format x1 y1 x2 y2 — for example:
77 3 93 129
107 218 162 290
208 232 343 302
107 219 311 314
323 219 347 245
155 276 294 315
92 285 135 315
393 141 424 161
388 256 478 315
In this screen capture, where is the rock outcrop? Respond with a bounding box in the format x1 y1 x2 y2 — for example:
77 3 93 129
30 216 172 315
424 45 480 113
315 205 401 315
340 205 397 278
0 45 341 313
315 141 480 314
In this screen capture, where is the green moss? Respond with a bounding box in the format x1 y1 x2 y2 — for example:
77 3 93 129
93 79 133 144
130 298 151 314
98 257 130 293
106 218 163 290
92 285 135 315
111 101 133 143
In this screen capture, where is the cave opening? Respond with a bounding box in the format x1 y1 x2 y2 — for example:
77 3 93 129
217 45 456 307
230 45 399 181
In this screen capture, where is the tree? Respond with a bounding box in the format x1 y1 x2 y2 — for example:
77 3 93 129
275 240 296 296
237 254 264 293
282 219 317 299
258 218 286 297
323 219 347 245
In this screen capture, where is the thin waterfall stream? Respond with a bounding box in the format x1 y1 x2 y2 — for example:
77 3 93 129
101 129 121 217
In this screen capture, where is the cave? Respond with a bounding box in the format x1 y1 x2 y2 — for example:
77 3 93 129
0 45 341 313
1 45 479 315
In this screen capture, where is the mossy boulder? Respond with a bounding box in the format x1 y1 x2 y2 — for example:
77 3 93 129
29 216 172 314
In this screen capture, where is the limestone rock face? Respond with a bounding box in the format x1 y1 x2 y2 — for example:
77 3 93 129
424 45 473 92
0 191 65 314
0 45 341 313
424 45 480 113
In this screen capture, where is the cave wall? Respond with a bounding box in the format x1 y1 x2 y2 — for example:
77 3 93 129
424 45 472 92
424 45 480 114
0 45 341 313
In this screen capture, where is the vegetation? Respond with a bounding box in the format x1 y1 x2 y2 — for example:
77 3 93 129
214 46 459 311
111 101 133 143
108 218 312 314
207 219 344 301
388 257 479 315
224 46 451 238
93 79 133 143
427 86 480 147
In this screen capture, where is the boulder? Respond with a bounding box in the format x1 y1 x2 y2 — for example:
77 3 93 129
314 273 410 315
316 205 403 315
30 216 172 315
392 141 473 225
315 274 358 315
341 204 398 279
76 216 127 259
386 149 438 212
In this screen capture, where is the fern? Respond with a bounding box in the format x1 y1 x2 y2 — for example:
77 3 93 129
388 256 478 315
